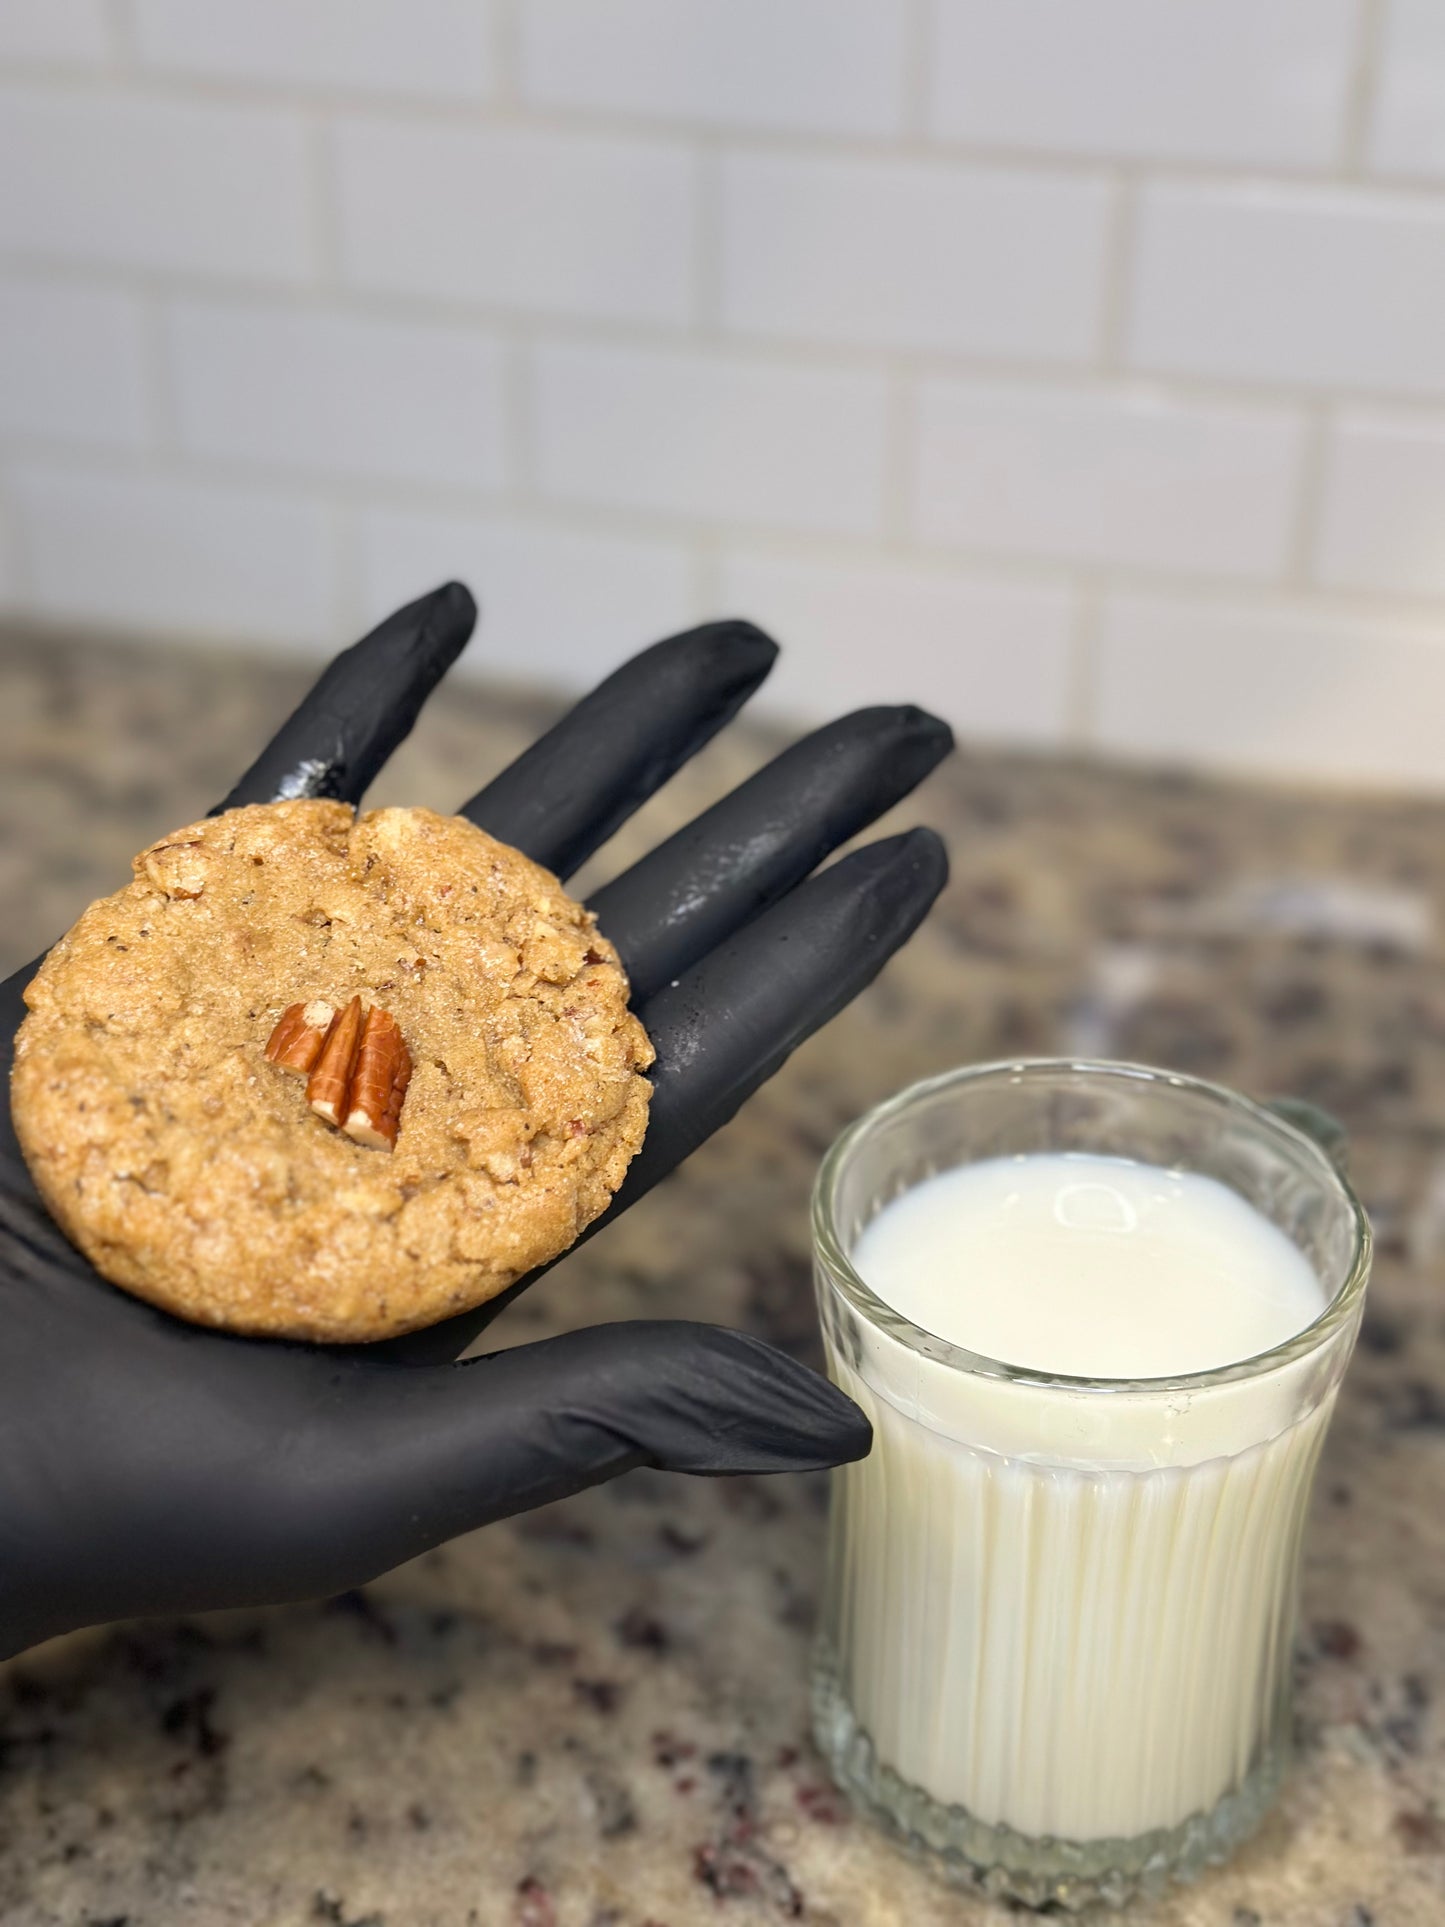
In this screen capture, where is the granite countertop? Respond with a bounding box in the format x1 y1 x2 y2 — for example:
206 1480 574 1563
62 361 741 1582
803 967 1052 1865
1 627 1443 1927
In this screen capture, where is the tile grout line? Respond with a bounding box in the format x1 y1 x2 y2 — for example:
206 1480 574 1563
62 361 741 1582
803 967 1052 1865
306 111 343 294
492 0 521 106
692 136 723 337
504 334 536 505
9 255 1445 421
106 0 137 67
138 287 178 462
883 365 917 545
16 60 1445 193
1098 171 1137 371
902 0 933 139
1341 0 1388 175
693 534 723 624
330 491 364 641
1285 406 1332 591
12 428 1445 629
1068 580 1103 748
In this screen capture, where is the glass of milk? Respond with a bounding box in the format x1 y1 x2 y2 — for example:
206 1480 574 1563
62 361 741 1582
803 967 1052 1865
811 1059 1370 1910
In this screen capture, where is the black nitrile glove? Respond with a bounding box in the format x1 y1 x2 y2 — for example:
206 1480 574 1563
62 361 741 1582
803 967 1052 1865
0 584 951 1659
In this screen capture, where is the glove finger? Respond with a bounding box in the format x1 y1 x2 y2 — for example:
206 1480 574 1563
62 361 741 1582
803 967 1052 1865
458 620 776 879
216 581 476 811
382 827 947 1365
619 826 949 1206
334 1321 869 1561
590 705 954 1003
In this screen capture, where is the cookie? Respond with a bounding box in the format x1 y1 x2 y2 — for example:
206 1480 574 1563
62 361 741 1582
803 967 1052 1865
12 801 654 1342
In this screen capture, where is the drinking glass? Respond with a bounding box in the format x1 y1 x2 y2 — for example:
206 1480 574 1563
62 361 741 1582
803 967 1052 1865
811 1059 1371 1910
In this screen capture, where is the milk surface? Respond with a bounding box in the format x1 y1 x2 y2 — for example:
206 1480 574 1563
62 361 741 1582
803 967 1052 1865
853 1153 1326 1378
821 1152 1336 1844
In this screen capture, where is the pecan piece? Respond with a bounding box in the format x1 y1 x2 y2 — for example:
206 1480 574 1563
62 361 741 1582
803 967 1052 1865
264 1000 337 1075
265 995 412 1151
343 1005 413 1151
306 994 365 1128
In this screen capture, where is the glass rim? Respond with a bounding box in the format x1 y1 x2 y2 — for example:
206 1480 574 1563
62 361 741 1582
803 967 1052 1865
811 1057 1373 1396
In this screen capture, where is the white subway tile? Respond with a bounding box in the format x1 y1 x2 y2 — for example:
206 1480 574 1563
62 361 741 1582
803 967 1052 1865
133 0 493 102
1370 0 1445 178
334 119 692 324
929 0 1355 168
519 0 905 136
1316 409 1445 597
0 88 314 283
1096 592 1445 788
9 466 339 643
0 278 149 449
1128 181 1445 396
0 1 109 64
167 302 506 491
356 506 696 683
916 378 1303 577
721 151 1109 362
534 341 889 536
718 549 1074 738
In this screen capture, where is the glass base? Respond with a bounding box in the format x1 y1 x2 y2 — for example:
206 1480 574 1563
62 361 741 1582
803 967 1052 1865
811 1636 1285 1912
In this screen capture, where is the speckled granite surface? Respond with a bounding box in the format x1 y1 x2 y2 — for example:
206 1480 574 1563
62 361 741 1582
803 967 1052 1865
1 626 1443 1927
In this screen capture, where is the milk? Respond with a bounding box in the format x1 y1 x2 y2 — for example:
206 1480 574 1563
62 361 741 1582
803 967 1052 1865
854 1155 1326 1379
819 1153 1335 1846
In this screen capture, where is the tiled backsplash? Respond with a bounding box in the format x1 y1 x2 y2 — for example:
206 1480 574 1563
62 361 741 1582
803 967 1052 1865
3 0 1445 787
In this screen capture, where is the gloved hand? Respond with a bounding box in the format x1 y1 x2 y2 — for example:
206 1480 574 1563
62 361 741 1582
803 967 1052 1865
0 584 951 1660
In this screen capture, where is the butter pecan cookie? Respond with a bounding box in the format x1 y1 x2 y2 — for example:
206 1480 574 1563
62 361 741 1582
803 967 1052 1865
12 801 653 1342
